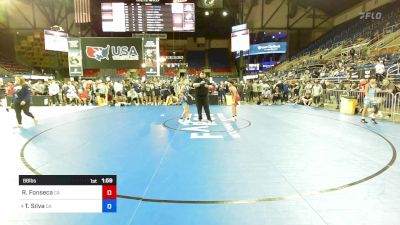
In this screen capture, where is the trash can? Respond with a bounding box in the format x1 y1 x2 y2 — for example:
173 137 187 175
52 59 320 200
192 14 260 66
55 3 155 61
340 96 357 114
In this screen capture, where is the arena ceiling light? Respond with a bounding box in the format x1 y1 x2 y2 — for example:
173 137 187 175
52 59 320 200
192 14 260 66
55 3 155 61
205 11 210 16
222 11 228 16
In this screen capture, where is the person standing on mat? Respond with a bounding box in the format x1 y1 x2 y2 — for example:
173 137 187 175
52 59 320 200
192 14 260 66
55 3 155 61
193 72 212 123
178 79 193 125
227 80 240 121
361 78 380 124
13 77 37 128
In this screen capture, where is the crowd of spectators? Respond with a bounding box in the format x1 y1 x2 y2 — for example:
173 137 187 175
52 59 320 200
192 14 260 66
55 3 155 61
2 73 398 109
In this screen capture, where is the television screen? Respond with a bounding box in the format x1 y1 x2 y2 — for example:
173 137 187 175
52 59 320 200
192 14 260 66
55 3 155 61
44 30 68 52
231 29 250 52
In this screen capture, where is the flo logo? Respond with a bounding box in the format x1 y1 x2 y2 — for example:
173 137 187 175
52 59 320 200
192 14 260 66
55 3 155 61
86 45 110 62
86 45 139 61
360 12 382 20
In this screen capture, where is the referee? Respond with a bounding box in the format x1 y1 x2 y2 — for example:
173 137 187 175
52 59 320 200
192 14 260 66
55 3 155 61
193 72 212 123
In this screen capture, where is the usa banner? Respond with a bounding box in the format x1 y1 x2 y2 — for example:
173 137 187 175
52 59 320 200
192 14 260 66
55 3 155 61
80 38 143 69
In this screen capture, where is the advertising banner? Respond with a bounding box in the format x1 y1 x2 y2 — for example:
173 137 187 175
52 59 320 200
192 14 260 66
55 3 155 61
68 37 83 77
81 38 142 68
143 37 160 76
235 42 287 58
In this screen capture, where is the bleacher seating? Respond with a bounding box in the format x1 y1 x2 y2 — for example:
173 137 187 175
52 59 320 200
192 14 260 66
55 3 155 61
163 68 178 77
0 55 31 74
274 0 400 80
208 48 231 73
15 31 68 69
187 68 202 76
187 51 205 69
296 0 400 58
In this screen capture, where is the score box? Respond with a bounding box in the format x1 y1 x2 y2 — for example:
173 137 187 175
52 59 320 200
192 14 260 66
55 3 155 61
18 175 117 213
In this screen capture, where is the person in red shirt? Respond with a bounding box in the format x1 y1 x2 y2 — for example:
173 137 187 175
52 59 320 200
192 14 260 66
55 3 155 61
78 88 88 105
7 82 14 96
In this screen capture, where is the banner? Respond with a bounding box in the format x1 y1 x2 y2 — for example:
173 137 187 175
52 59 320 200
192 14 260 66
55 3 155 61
350 71 360 79
68 38 83 77
143 37 160 76
246 64 259 72
81 38 142 69
235 42 287 58
262 61 275 71
361 69 376 79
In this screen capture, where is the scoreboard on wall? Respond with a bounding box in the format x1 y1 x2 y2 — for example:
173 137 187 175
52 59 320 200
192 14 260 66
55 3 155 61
18 175 117 213
101 2 195 32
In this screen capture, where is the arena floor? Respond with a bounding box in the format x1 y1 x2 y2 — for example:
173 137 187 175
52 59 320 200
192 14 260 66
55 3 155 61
2 104 400 225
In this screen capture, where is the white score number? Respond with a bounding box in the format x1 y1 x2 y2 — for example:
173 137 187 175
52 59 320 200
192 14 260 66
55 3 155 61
102 178 113 184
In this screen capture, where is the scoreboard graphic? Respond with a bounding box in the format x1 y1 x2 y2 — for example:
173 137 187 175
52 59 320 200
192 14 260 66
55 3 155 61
18 175 117 213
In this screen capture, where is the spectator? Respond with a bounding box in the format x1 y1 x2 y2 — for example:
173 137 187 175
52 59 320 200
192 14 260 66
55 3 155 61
375 60 385 82
245 80 253 102
312 81 323 106
300 91 313 106
237 81 244 100
127 88 139 105
114 91 128 106
7 82 14 96
0 78 8 111
48 81 60 106
261 87 272 106
380 78 396 110
217 81 226 104
350 48 356 61
97 81 108 106
282 81 289 103
272 86 282 105
66 82 79 105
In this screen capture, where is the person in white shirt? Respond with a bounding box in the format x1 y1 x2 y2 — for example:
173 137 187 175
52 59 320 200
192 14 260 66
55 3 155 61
97 81 108 106
48 81 60 105
127 88 138 105
113 81 123 97
375 60 385 82
66 83 79 105
312 82 323 106
262 87 272 105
